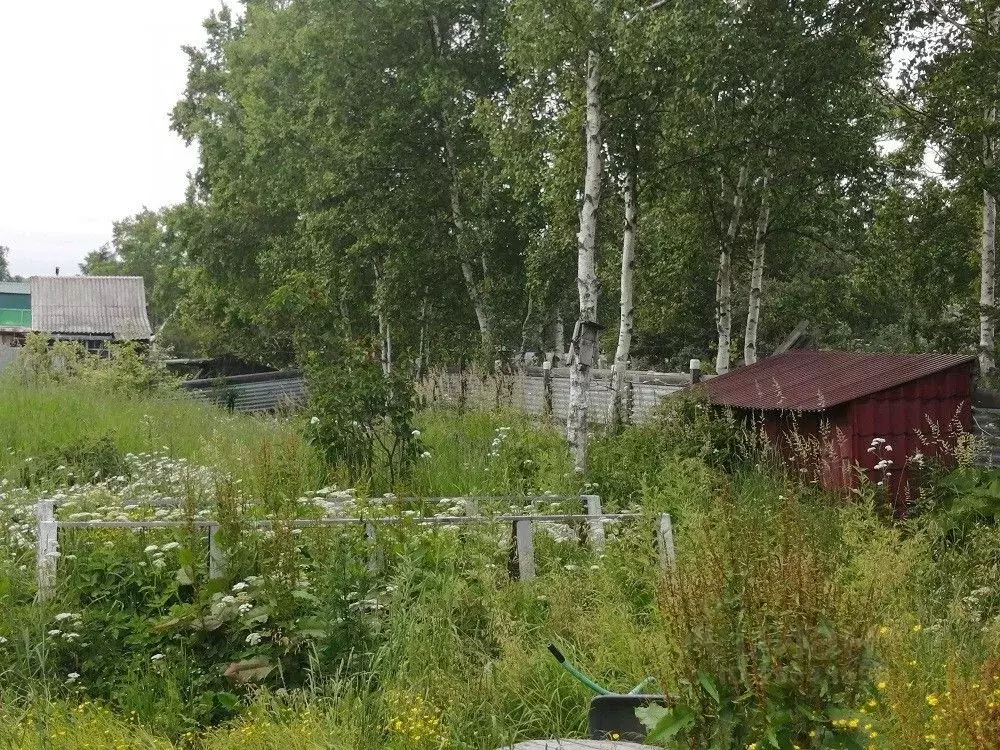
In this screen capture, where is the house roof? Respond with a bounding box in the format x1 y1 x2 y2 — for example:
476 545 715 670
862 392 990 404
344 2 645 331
705 350 976 412
30 276 153 340
0 282 31 295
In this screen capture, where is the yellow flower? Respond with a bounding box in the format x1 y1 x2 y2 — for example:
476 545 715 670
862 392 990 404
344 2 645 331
877 681 887 691
878 626 889 635
913 624 922 632
926 694 939 706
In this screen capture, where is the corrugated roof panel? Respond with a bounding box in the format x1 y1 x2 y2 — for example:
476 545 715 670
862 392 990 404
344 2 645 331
706 351 976 411
31 276 152 339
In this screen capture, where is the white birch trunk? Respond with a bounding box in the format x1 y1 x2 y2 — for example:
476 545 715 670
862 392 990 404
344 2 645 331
433 15 493 354
374 264 392 376
743 158 773 366
568 48 603 472
715 164 749 375
554 308 565 364
609 168 637 424
982 188 996 375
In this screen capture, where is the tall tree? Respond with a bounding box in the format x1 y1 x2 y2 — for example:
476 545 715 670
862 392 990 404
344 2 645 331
901 0 1000 374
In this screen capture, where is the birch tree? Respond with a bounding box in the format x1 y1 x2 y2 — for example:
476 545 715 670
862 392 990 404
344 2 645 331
901 0 1000 374
744 156 774 366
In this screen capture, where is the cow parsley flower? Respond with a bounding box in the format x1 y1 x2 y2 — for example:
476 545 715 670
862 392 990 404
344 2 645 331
151 653 165 661
310 416 320 425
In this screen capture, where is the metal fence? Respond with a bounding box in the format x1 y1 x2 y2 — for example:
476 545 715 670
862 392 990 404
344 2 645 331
34 495 677 600
418 365 696 423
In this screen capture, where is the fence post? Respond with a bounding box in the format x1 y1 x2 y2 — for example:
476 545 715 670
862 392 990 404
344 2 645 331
512 519 536 581
657 513 677 576
584 494 605 552
462 497 480 517
365 522 381 574
208 524 226 580
625 377 635 423
690 358 702 385
35 499 57 601
542 360 553 419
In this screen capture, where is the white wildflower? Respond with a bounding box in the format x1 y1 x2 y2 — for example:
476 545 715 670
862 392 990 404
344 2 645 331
54 612 77 622
151 653 165 661
161 542 181 551
47 629 61 637
411 429 421 437
232 581 249 592
65 672 80 684
143 544 159 554
0 636 7 644
310 416 320 425
245 632 263 646
420 451 432 459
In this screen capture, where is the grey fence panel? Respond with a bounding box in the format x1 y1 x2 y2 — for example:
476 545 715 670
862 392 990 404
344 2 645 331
183 372 307 413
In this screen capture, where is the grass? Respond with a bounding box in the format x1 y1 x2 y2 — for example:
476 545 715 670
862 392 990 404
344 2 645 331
0 379 998 748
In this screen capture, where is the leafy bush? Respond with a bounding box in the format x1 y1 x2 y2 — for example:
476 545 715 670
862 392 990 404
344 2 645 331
304 341 421 490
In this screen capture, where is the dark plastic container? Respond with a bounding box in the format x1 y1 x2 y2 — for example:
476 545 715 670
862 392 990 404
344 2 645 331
588 694 667 741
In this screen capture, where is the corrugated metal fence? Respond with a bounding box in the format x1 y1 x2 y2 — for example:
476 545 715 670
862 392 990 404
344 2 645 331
418 366 694 423
179 366 694 422
181 371 307 412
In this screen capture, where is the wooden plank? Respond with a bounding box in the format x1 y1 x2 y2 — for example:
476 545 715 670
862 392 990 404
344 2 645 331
514 519 536 581
504 744 654 749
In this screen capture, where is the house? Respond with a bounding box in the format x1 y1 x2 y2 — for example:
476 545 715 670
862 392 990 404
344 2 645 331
0 276 152 360
704 350 976 509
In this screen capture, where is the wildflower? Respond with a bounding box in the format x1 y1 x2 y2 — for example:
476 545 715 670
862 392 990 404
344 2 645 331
878 681 887 691
161 542 181 551
912 624 922 632
926 694 939 706
151 653 165 661
878 626 889 635
411 429 421 437
65 672 80 684
0 636 7 645
53 612 78 622
420 451 432 459
47 629 61 636
310 416 320 425
143 544 159 554
232 581 249 592
245 632 263 646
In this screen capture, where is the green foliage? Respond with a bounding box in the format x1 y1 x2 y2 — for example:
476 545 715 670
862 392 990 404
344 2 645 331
9 333 178 396
305 341 421 490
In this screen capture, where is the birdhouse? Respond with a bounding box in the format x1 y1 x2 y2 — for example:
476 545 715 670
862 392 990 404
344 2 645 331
573 320 604 368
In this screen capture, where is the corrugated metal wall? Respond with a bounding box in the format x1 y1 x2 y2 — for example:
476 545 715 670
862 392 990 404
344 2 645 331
181 372 307 412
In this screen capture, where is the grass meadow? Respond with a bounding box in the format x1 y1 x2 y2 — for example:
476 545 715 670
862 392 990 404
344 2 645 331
0 377 997 749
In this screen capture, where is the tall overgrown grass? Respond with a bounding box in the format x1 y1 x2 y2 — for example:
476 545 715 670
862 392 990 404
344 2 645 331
0 365 999 748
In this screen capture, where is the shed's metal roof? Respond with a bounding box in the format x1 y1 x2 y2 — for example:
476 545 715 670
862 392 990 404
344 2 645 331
705 350 976 411
30 276 152 339
0 281 31 295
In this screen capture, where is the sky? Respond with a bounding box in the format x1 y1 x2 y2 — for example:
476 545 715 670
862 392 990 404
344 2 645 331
0 1 223 278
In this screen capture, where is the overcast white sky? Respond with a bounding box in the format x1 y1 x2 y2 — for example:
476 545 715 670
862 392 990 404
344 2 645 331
0 0 222 277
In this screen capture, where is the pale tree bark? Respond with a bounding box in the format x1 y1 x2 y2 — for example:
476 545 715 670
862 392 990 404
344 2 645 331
417 290 429 376
609 168 637 426
743 156 774 366
715 164 749 375
554 307 565 364
982 187 996 375
568 48 604 472
374 264 392 376
432 15 494 355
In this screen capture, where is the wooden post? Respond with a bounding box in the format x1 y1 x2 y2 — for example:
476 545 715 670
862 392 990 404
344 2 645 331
35 499 57 601
459 364 468 413
625 377 635 423
208 524 225 580
365 522 381 574
463 497 480 517
584 494 605 552
657 513 677 576
495 359 503 409
513 519 536 581
690 358 702 385
542 360 554 419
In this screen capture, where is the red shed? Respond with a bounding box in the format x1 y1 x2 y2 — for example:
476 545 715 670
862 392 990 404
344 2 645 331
705 350 976 509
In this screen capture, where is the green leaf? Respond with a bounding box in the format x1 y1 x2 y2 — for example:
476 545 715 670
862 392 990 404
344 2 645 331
643 705 696 744
698 673 721 704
